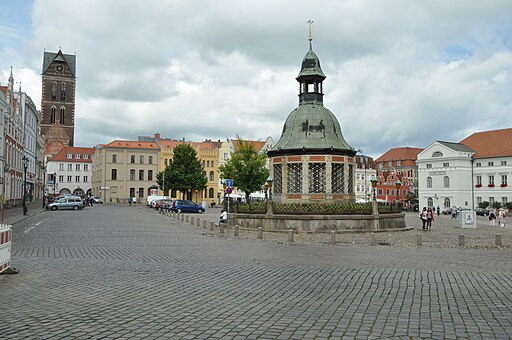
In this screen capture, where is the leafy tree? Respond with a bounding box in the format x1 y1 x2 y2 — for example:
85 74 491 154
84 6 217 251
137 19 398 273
156 144 206 199
219 138 269 202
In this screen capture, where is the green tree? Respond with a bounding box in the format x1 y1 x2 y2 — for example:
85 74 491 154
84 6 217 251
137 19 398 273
219 138 269 202
156 144 206 199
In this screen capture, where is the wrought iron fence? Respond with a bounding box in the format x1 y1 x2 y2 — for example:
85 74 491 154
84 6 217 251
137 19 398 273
232 201 402 215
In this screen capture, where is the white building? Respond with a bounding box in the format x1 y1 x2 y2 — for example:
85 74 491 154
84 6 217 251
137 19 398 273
355 155 376 202
46 146 94 197
417 129 512 210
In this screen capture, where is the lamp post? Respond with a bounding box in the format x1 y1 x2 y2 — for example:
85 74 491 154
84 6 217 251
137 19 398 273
395 179 402 207
266 176 273 200
370 176 378 201
22 156 28 215
265 176 274 216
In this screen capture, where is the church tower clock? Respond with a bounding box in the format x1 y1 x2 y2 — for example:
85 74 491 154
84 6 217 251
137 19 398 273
41 49 76 159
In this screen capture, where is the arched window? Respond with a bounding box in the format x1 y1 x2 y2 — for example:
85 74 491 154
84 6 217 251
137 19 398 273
443 176 450 188
211 160 214 167
59 107 65 124
139 170 144 181
148 170 153 181
202 171 206 178
129 188 135 197
209 171 214 181
428 198 433 207
51 82 57 101
427 177 432 188
50 106 56 124
138 188 144 197
60 82 66 101
209 188 214 198
202 160 205 167
130 169 135 181
444 198 451 208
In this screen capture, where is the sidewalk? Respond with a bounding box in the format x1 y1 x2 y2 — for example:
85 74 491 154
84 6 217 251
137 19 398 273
1 200 46 226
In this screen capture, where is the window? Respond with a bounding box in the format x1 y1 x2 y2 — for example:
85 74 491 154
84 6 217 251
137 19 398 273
67 153 72 159
140 155 144 164
489 197 495 204
84 164 89 171
476 176 482 185
426 164 432 169
427 177 432 188
356 185 360 192
202 171 206 179
67 164 72 171
378 189 383 196
59 107 65 124
209 188 214 198
356 174 360 180
148 170 153 181
489 175 495 186
386 189 390 196
164 159 168 166
83 176 88 183
130 155 135 163
388 161 392 167
67 175 72 182
443 176 450 188
75 176 80 182
202 160 205 167
83 154 88 159
502 175 508 186
51 81 57 101
59 175 64 182
488 162 494 166
76 164 80 171
112 154 117 163
130 188 135 198
60 82 66 101
207 161 210 167
427 198 433 207
397 160 401 166
138 188 144 198
209 171 214 181
224 153 228 159
443 163 449 167
75 153 80 159
139 170 144 181
59 163 64 171
501 161 507 166
432 151 443 157
50 106 56 123
111 169 117 180
502 197 508 204
444 198 451 208
130 170 136 181
477 197 482 204
211 161 214 167
148 156 153 164
475 162 481 167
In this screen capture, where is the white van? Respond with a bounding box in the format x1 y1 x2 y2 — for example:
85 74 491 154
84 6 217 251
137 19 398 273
146 195 170 206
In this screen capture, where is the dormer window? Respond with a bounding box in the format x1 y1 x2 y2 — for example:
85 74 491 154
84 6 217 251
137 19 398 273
75 153 80 159
83 154 89 159
67 153 72 159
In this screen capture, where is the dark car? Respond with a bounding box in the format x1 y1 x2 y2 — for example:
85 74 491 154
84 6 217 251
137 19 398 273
474 208 490 216
171 200 205 213
155 199 173 210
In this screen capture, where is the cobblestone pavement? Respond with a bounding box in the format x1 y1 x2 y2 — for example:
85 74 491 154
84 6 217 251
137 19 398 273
0 204 511 339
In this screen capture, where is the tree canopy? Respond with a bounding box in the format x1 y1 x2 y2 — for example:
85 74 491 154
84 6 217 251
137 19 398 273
219 138 269 201
156 144 206 199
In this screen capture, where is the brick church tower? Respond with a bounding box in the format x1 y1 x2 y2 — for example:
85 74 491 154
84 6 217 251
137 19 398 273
41 49 76 159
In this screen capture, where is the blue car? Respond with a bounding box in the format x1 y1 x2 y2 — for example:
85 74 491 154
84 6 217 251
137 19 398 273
171 200 205 213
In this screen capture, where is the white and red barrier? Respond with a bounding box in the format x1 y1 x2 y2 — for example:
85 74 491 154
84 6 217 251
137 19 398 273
0 224 13 274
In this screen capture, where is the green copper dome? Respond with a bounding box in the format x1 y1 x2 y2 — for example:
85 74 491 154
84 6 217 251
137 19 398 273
268 45 354 157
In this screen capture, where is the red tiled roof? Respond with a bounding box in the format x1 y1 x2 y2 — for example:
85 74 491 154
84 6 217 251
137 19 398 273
104 140 159 149
232 140 266 153
460 128 512 158
48 146 95 163
375 147 424 162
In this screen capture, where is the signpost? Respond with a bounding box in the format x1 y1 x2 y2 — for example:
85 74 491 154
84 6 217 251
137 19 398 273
225 179 233 224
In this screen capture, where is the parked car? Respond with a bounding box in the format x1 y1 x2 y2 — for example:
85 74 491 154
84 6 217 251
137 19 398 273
155 199 173 210
171 200 205 213
92 196 103 204
474 208 490 216
47 197 86 210
146 196 170 207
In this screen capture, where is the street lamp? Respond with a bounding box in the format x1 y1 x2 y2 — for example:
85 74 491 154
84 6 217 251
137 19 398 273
370 176 378 201
22 156 28 215
395 179 402 206
266 176 273 200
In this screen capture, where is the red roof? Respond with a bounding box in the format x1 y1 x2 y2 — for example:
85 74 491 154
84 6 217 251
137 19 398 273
460 128 512 158
375 147 424 162
104 140 159 149
48 146 95 163
232 140 266 153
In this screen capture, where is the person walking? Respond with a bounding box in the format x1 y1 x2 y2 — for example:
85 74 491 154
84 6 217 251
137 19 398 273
498 208 507 227
451 206 457 219
129 196 132 207
436 206 440 216
420 207 428 231
426 207 435 230
489 210 497 226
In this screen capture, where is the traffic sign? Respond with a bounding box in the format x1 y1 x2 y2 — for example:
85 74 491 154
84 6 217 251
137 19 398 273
225 179 233 188
225 187 233 194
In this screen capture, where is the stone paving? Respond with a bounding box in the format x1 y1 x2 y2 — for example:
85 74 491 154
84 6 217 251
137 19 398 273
0 204 511 339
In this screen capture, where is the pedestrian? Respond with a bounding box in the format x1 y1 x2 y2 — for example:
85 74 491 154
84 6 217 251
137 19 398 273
89 196 94 207
436 206 440 216
419 207 428 231
451 206 457 219
426 207 434 230
498 208 507 227
129 196 132 207
489 210 496 226
219 209 228 225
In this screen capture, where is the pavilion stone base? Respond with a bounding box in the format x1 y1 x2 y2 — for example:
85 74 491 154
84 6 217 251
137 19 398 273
233 213 407 232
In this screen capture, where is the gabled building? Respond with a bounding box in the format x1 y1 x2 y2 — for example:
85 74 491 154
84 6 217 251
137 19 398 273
417 128 512 210
354 155 376 202
46 146 94 197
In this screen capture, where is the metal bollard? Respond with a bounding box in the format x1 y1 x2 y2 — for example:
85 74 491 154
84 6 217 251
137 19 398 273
330 231 336 245
257 227 263 240
458 234 465 247
288 229 294 243
416 233 422 247
234 225 239 237
496 234 502 246
370 233 376 246
220 224 225 234
210 221 214 232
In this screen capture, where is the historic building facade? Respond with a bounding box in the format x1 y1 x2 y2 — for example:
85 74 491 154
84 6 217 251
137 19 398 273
267 40 356 203
355 155 376 202
375 147 423 197
41 49 76 159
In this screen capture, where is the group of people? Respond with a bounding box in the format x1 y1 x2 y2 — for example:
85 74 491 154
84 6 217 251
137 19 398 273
489 208 507 227
419 207 435 231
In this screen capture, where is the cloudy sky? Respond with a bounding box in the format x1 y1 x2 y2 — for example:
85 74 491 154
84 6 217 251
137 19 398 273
1 0 511 158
